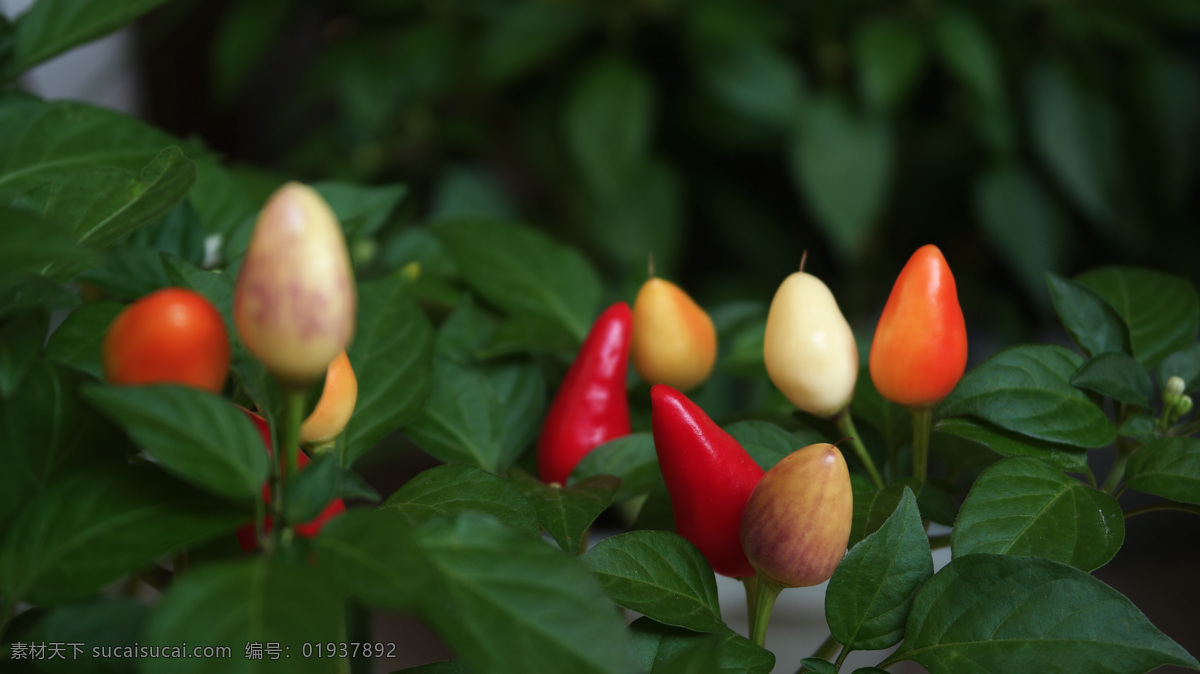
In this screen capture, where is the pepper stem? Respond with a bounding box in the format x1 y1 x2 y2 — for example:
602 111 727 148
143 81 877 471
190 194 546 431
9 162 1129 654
750 575 785 647
741 575 759 639
834 410 885 489
910 404 933 482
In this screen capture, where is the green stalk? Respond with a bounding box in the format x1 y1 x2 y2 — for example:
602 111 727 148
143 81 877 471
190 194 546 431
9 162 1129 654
1124 502 1200 519
834 644 852 669
834 411 885 489
742 575 759 639
283 390 306 482
750 576 785 647
910 405 933 482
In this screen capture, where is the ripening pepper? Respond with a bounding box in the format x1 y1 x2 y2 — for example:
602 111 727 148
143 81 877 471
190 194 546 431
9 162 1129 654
763 268 858 417
234 182 357 387
740 443 852 588
651 385 764 578
869 245 967 407
300 349 358 449
632 277 717 392
235 408 345 551
537 302 633 485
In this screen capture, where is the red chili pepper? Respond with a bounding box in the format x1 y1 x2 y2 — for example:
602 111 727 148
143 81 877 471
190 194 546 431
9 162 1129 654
869 244 968 407
537 302 633 486
651 384 765 578
235 408 346 552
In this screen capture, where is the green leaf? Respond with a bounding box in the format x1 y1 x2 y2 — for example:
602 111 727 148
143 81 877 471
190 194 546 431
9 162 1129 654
142 559 343 674
628 617 774 674
587 160 683 274
563 55 654 199
933 417 1087 471
0 465 245 606
281 452 340 525
478 2 588 86
936 345 1116 448
313 509 426 611
83 384 269 501
436 294 497 362
75 245 168 301
1159 343 1200 392
933 9 1003 103
433 220 602 342
0 206 99 282
44 301 122 380
0 309 45 396
417 513 639 674
428 165 519 224
17 146 196 257
848 477 922 548
977 166 1068 306
0 359 124 537
952 457 1124 571
790 95 893 262
854 17 926 113
0 96 194 204
726 420 820 471
210 0 294 105
511 469 620 555
886 554 1198 673
799 658 837 674
0 272 79 319
827 489 932 650
478 313 577 359
18 597 147 674
1118 413 1158 444
6 0 177 77
1045 272 1132 359
1126 437 1200 506
484 360 546 469
1077 266 1200 368
343 276 435 465
571 433 659 502
383 463 539 535
580 530 723 633
405 358 505 472
696 39 804 130
313 180 406 240
852 368 912 457
145 200 206 266
1070 352 1154 408
191 160 279 239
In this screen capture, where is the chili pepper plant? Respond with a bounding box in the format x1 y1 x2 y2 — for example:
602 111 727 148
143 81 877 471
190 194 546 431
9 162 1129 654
2 3 1200 674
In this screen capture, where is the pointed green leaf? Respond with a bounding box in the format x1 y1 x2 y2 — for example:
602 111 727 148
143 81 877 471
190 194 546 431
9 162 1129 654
484 359 546 469
571 433 659 502
383 463 539 535
1126 437 1200 505
83 384 269 501
849 477 922 548
827 489 933 650
0 465 246 606
1077 267 1200 368
314 508 426 611
629 617 774 674
726 420 819 471
17 597 148 674
581 530 723 633
44 301 122 380
952 458 1124 571
887 554 1198 673
799 658 837 674
977 166 1067 306
1045 272 1131 359
511 469 620 555
936 345 1116 448
0 206 99 282
142 559 343 674
1070 352 1154 407
405 358 505 473
313 180 406 239
436 295 497 363
6 0 177 77
934 417 1087 471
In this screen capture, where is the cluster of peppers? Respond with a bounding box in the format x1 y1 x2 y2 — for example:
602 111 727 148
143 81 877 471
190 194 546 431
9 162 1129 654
537 244 968 644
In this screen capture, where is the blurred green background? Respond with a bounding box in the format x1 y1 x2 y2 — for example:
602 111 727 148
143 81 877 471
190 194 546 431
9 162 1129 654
135 0 1200 352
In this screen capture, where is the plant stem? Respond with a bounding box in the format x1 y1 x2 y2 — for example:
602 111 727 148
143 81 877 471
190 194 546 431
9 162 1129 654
284 390 305 482
1124 502 1200 519
742 575 759 640
810 633 840 662
750 576 785 647
910 405 933 482
1100 449 1132 495
834 643 852 669
834 411 885 489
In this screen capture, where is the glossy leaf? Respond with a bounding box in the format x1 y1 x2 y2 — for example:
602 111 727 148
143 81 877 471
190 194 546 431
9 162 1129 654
790 96 893 262
1118 414 1158 444
933 417 1087 471
1045 272 1131 358
436 294 496 363
405 358 505 473
434 220 601 342
827 489 932 650
854 17 926 113
313 180 406 239
484 360 546 469
1126 437 1200 506
384 463 539 535
1070 352 1154 408
0 465 245 606
563 55 654 199
5 0 175 77
628 617 774 674
1159 343 1200 392
848 477 922 548
313 509 426 611
799 658 837 674
142 560 343 674
343 276 435 464
580 530 723 633
726 420 820 472
936 345 1116 448
511 470 620 555
1077 266 1200 367
952 458 1124 571
886 554 1198 673
83 384 269 501
852 368 912 456
570 432 660 502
